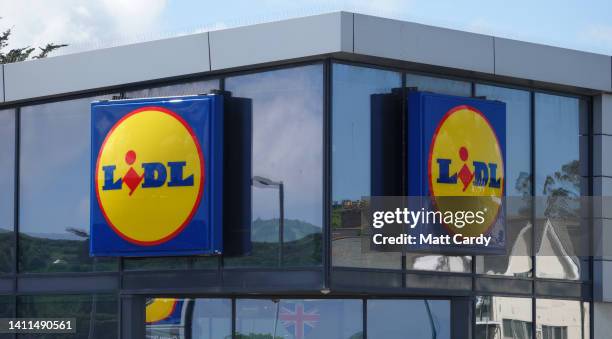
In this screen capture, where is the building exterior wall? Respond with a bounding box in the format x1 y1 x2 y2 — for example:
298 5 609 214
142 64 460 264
0 11 609 339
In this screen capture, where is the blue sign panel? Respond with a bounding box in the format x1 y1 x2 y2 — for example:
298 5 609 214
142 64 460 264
407 91 506 253
90 95 223 256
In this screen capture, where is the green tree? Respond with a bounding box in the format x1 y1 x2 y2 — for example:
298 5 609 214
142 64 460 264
1 17 67 64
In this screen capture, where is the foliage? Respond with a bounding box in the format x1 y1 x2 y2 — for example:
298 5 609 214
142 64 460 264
0 17 67 64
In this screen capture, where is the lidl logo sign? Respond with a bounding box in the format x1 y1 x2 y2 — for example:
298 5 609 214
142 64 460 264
407 92 506 251
90 96 223 257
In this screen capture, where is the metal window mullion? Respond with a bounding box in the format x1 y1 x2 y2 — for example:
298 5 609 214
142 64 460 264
531 91 537 339
324 59 332 289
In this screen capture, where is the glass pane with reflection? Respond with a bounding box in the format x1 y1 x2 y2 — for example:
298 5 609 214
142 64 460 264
368 299 450 339
534 93 587 280
236 299 362 339
19 97 117 273
331 63 402 269
18 294 117 338
475 296 532 339
145 298 232 339
0 109 15 274
405 73 473 272
536 299 588 339
406 73 471 97
224 65 324 267
475 84 532 277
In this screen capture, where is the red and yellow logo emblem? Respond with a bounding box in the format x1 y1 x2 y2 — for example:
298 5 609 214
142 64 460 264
429 105 504 236
146 298 178 324
95 107 204 246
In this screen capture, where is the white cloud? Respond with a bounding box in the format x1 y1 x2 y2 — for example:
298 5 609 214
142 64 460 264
0 0 168 54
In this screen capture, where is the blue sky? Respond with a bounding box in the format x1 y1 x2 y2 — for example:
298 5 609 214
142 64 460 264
1 0 611 56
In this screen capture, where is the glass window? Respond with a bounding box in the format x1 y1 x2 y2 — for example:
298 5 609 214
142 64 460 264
536 299 589 339
475 85 532 277
331 63 402 269
236 299 362 339
18 294 118 338
475 296 532 339
124 79 219 98
19 97 117 273
405 73 472 272
0 109 15 274
146 298 231 339
534 93 587 280
406 73 471 97
368 299 450 339
224 65 324 267
191 298 232 339
123 80 220 271
0 295 13 318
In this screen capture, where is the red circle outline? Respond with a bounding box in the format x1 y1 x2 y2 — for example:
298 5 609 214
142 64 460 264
95 106 205 246
426 104 505 236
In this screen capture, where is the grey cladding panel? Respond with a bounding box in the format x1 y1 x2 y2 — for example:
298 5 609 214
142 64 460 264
4 33 210 101
209 12 353 70
354 14 495 73
495 37 611 91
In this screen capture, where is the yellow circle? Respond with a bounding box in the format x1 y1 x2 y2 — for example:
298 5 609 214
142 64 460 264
429 106 503 236
96 108 203 245
146 298 177 323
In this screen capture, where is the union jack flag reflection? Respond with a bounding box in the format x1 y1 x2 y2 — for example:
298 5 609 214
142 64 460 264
279 302 320 339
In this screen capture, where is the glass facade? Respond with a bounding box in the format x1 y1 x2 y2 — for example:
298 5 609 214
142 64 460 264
225 65 324 268
0 109 15 274
332 63 402 269
475 84 532 277
0 60 594 338
19 97 117 273
367 299 450 339
18 294 118 338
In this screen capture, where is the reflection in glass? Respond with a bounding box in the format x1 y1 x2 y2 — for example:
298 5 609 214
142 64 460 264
225 65 323 267
475 296 532 339
145 298 231 339
236 299 362 339
367 299 450 339
406 73 471 97
536 299 589 339
0 110 15 274
123 80 220 271
474 85 532 277
0 296 13 318
534 93 586 280
18 294 117 338
124 79 219 98
331 63 402 269
404 73 472 272
19 97 117 273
